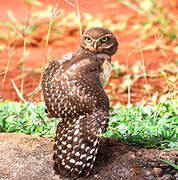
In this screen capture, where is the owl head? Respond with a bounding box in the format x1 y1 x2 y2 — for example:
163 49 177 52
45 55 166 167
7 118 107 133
80 27 118 56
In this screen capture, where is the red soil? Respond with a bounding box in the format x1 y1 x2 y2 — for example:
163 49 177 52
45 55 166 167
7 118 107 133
0 0 177 105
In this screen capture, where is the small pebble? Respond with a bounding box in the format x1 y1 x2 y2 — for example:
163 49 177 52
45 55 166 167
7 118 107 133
173 173 178 180
159 174 172 180
153 167 162 175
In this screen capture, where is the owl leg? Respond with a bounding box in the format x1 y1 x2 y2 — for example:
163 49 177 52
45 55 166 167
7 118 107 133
53 110 108 178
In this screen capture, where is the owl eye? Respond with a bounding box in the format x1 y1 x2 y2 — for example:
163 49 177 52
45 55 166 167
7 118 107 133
101 36 109 43
85 36 92 43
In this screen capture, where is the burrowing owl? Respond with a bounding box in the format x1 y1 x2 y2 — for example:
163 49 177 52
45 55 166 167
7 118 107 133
41 27 118 178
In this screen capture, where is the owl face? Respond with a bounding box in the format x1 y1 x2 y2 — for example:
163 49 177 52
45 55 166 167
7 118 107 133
80 27 118 56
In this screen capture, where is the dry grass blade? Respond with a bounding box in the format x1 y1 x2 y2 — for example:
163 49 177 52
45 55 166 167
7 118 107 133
7 10 22 31
21 7 33 97
11 80 27 103
75 0 82 36
29 84 41 102
45 3 62 47
21 36 27 96
41 3 63 72
64 0 82 36
64 0 76 7
125 44 144 107
117 0 139 12
0 44 15 98
125 55 131 107
161 81 178 102
23 0 42 7
138 41 151 99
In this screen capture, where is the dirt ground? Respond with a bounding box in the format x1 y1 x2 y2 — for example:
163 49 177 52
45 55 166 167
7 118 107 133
0 133 177 180
0 0 177 105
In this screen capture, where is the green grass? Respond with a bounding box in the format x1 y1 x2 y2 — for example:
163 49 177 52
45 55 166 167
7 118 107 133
0 100 58 137
104 100 178 149
0 100 177 149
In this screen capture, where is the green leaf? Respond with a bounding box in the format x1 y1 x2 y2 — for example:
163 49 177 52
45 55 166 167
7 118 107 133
159 158 178 170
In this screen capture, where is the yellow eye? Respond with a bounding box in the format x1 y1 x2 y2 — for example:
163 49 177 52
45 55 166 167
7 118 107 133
101 36 108 42
85 36 92 43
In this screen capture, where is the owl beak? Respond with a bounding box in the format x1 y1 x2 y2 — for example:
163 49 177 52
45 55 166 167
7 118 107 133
94 41 97 49
87 41 98 52
93 41 98 51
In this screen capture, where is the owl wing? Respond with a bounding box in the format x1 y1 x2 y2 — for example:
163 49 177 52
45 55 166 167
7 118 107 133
53 70 109 178
42 54 110 119
42 54 110 178
53 109 109 178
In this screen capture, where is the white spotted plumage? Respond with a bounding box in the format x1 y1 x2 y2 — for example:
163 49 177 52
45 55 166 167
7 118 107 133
41 27 118 178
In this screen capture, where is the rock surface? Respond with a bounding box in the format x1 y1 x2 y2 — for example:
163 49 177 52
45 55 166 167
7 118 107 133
0 133 177 180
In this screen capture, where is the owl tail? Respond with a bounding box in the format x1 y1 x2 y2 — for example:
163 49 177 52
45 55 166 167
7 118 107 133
53 111 105 178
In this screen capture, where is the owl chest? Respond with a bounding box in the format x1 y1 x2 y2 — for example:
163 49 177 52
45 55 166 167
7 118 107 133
99 60 112 88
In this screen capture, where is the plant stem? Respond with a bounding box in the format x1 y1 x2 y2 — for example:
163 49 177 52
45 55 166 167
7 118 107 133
75 0 82 36
21 35 27 96
0 44 14 98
